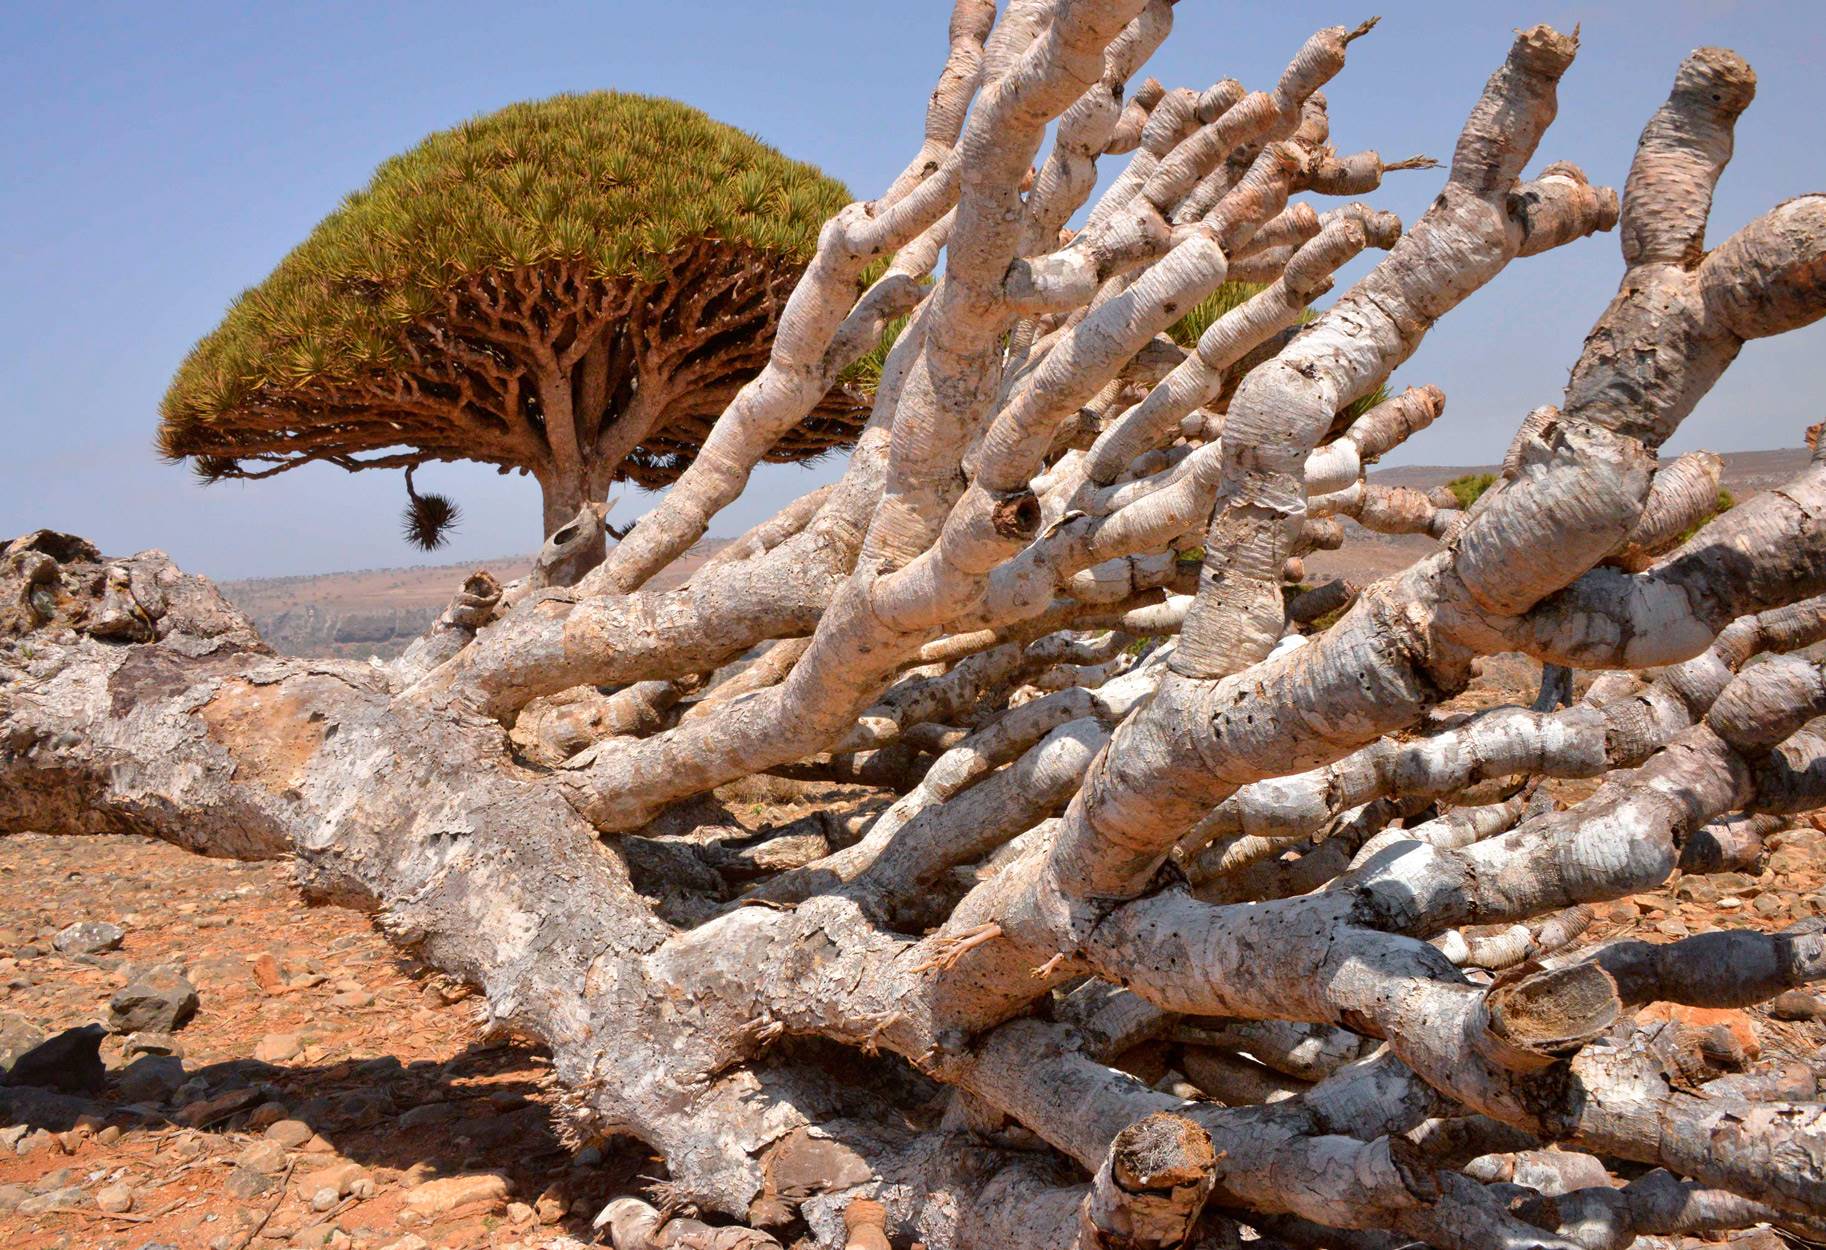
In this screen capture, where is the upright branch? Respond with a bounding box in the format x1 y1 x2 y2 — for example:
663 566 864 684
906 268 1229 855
11 13 1826 1250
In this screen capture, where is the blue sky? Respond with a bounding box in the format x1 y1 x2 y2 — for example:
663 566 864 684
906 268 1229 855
2 2 1821 579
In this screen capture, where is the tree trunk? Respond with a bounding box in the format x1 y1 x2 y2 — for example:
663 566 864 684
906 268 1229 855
537 467 606 587
9 14 1826 1250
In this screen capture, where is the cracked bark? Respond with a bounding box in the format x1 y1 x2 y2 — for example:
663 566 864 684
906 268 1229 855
9 16 1826 1250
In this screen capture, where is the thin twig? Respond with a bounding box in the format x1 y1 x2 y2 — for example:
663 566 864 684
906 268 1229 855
44 1206 154 1224
268 1193 359 1241
228 1157 295 1250
43 1194 189 1225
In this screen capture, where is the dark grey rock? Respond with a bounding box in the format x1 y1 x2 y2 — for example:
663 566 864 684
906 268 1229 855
16 1186 86 1216
3 1023 106 1094
122 1030 183 1059
398 1101 458 1129
52 920 125 955
170 1074 210 1105
114 1053 187 1104
0 1084 109 1130
29 1166 77 1193
223 1165 273 1200
0 1012 46 1075
294 1095 337 1124
108 971 198 1034
335 1088 392 1127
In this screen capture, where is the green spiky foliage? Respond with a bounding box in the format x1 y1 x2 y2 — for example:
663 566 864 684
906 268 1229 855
160 92 859 543
834 255 924 397
1677 486 1735 543
837 314 912 397
1447 472 1498 509
1165 283 1384 426
1340 384 1389 424
1165 281 1270 349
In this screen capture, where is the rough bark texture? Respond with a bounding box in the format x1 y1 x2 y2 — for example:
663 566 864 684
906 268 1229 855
9 11 1826 1250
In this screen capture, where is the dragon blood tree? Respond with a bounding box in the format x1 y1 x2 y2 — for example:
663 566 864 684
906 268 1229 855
158 92 885 583
13 4 1826 1248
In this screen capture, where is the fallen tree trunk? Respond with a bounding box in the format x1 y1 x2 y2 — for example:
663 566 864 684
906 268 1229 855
7 9 1826 1248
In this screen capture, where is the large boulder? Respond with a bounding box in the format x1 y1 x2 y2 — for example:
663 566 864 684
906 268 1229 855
0 1012 46 1076
52 921 124 956
3 1024 106 1094
108 970 198 1034
113 1053 187 1105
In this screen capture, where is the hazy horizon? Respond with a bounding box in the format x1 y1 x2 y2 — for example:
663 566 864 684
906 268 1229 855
5 2 1823 580
201 444 1810 585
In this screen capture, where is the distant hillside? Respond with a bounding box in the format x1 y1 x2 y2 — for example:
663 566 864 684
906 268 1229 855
222 448 1811 659
1307 445 1807 585
1367 446 1804 497
222 542 724 659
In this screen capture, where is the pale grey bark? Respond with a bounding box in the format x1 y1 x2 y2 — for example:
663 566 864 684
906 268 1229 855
9 15 1826 1250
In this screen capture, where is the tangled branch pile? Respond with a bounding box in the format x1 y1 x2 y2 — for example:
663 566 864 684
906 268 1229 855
8 4 1826 1248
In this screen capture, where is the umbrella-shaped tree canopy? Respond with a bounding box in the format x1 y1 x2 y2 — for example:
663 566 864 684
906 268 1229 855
159 91 861 556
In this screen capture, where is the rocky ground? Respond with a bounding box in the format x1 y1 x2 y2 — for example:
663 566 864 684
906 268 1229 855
3 658 1825 1248
0 833 652 1250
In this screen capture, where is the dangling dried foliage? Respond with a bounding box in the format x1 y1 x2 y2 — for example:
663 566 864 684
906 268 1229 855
13 10 1826 1250
401 476 462 551
159 92 866 566
188 454 241 485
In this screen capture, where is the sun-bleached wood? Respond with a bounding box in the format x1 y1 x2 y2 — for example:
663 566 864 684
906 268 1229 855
7 11 1826 1249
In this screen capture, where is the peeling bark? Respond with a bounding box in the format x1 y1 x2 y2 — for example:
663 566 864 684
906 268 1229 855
9 17 1826 1250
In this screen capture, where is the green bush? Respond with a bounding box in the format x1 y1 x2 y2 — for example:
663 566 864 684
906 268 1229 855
1447 472 1497 509
1677 486 1735 543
